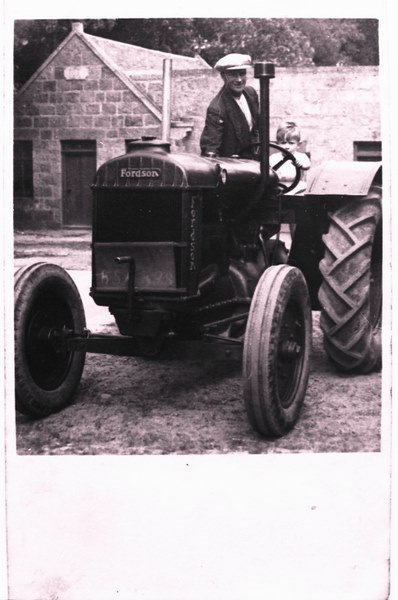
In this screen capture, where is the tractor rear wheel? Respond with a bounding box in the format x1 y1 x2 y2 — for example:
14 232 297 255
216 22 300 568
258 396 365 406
318 186 382 373
14 263 86 417
243 265 312 437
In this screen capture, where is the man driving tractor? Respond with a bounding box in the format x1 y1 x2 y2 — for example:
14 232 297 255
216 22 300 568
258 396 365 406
200 53 260 160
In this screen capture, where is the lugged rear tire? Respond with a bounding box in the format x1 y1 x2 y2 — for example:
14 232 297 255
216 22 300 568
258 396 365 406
14 263 86 417
318 186 382 373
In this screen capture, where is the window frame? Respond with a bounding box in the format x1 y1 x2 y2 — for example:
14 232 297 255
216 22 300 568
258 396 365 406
353 141 382 162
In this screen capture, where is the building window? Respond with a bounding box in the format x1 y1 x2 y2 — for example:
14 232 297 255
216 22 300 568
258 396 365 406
354 141 382 162
14 140 33 197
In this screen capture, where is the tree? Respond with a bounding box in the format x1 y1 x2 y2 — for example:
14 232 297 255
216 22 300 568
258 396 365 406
344 19 379 65
14 18 379 90
107 18 197 55
192 18 379 67
192 18 315 67
290 18 379 66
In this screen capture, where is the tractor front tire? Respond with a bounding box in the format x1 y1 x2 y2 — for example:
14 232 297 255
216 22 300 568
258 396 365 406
14 263 86 417
318 186 382 373
243 265 312 438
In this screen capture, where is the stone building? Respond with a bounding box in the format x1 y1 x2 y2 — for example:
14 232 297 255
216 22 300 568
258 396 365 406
14 22 381 229
14 22 210 228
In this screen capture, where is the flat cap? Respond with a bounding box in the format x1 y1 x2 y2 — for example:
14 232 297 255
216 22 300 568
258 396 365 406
214 53 252 72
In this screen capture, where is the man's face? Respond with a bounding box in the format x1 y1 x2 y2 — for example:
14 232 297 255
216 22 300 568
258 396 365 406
222 69 247 96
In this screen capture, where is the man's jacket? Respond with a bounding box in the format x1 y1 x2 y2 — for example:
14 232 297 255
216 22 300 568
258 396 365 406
200 85 259 159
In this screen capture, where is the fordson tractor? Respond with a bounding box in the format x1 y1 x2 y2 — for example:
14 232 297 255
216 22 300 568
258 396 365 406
14 62 382 438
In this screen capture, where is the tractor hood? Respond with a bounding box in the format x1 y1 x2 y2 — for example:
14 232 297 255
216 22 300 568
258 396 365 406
93 139 262 191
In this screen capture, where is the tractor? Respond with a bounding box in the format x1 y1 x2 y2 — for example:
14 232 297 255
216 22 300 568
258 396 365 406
14 62 382 438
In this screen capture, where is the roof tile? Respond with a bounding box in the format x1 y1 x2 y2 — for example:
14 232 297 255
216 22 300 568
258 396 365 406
84 33 210 74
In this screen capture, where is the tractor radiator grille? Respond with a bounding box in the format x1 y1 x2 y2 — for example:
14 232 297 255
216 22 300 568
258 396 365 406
92 189 201 295
94 189 183 242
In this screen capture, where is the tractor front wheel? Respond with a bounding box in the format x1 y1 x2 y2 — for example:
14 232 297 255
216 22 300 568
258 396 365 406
14 263 86 417
318 187 382 373
243 265 312 437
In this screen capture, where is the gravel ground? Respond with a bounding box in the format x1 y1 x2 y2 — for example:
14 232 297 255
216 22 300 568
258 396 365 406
13 230 383 455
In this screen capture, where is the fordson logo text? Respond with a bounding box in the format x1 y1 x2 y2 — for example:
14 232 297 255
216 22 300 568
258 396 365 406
120 168 161 178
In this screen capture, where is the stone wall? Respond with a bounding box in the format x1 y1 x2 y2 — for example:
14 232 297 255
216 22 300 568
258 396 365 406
169 65 381 163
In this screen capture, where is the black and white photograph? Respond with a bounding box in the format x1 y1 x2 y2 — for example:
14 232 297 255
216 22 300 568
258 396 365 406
2 4 396 599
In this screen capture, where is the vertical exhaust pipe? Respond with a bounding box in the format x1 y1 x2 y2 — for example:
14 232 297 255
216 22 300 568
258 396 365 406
240 62 275 221
254 62 275 183
161 58 172 141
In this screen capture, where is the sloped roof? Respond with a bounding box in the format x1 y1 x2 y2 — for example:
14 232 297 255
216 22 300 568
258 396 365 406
84 32 210 75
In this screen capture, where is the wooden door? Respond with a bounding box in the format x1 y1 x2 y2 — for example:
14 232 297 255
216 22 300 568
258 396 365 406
62 141 96 226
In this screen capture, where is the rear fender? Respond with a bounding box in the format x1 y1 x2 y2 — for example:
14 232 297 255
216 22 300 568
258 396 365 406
305 160 382 197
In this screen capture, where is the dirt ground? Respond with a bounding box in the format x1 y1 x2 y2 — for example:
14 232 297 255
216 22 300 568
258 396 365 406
13 229 383 455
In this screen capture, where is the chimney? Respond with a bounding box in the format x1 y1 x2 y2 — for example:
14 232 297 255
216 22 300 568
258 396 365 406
72 22 84 33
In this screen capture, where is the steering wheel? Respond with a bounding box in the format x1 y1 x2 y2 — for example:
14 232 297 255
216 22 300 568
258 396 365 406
269 142 302 193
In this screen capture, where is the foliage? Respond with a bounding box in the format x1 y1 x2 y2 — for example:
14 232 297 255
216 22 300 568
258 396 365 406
192 18 315 66
290 19 379 66
107 18 197 55
14 18 379 90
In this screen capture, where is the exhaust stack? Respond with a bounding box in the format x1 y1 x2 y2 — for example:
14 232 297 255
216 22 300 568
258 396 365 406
254 62 275 182
161 59 173 141
236 61 276 219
